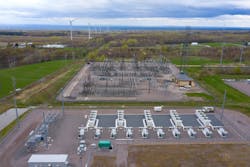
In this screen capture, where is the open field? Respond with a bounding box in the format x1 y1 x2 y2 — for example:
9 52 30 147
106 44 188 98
0 60 72 99
0 60 83 116
202 42 244 47
169 56 231 65
128 144 250 167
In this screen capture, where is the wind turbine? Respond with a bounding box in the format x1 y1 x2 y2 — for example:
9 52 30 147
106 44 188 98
69 18 77 40
88 23 92 40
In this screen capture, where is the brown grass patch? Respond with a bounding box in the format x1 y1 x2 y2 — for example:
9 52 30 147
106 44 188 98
128 144 250 167
91 155 116 167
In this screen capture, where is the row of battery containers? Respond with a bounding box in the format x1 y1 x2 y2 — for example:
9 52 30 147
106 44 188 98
77 127 189 139
78 126 227 140
78 125 227 140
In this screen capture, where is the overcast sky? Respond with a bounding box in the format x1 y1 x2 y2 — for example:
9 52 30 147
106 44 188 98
0 0 250 27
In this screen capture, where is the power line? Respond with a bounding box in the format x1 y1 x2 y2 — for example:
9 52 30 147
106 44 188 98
220 89 227 120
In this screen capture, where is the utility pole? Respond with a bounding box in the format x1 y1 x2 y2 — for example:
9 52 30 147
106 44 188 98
43 111 45 123
12 77 20 128
220 89 227 120
239 46 244 64
181 27 190 72
148 78 151 94
61 88 65 116
220 45 224 65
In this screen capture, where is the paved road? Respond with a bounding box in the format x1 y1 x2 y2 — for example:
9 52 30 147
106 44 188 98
0 108 30 131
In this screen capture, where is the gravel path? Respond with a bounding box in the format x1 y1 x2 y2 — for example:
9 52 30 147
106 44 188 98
0 108 30 131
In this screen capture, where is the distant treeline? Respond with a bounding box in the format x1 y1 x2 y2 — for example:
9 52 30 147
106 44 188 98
1 31 250 69
0 48 87 69
0 32 25 36
0 31 68 36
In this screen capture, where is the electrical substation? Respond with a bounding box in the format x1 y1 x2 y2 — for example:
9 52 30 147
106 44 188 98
59 59 203 102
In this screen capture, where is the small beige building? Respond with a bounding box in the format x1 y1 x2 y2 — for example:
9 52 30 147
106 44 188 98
28 154 69 167
175 73 195 87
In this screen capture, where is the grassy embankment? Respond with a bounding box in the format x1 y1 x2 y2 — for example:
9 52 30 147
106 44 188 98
20 61 82 105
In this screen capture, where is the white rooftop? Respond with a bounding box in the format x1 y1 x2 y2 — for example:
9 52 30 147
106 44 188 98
41 44 65 48
28 154 68 163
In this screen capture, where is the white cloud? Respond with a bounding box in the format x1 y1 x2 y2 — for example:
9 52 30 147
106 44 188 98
0 10 34 17
161 0 250 8
72 15 250 27
1 0 250 15
1 0 250 10
1 14 250 27
0 0 250 26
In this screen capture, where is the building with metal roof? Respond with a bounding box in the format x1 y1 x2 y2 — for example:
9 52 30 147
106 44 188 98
175 72 195 87
28 154 69 167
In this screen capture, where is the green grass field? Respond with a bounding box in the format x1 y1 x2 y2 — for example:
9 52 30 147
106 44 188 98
169 56 231 65
201 75 250 103
186 68 250 103
0 60 72 99
185 67 250 114
23 62 82 105
185 92 214 101
202 42 243 47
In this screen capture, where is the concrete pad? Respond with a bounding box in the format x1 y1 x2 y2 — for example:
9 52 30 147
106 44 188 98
207 115 224 127
152 115 172 127
97 115 116 127
181 115 201 127
125 115 144 127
